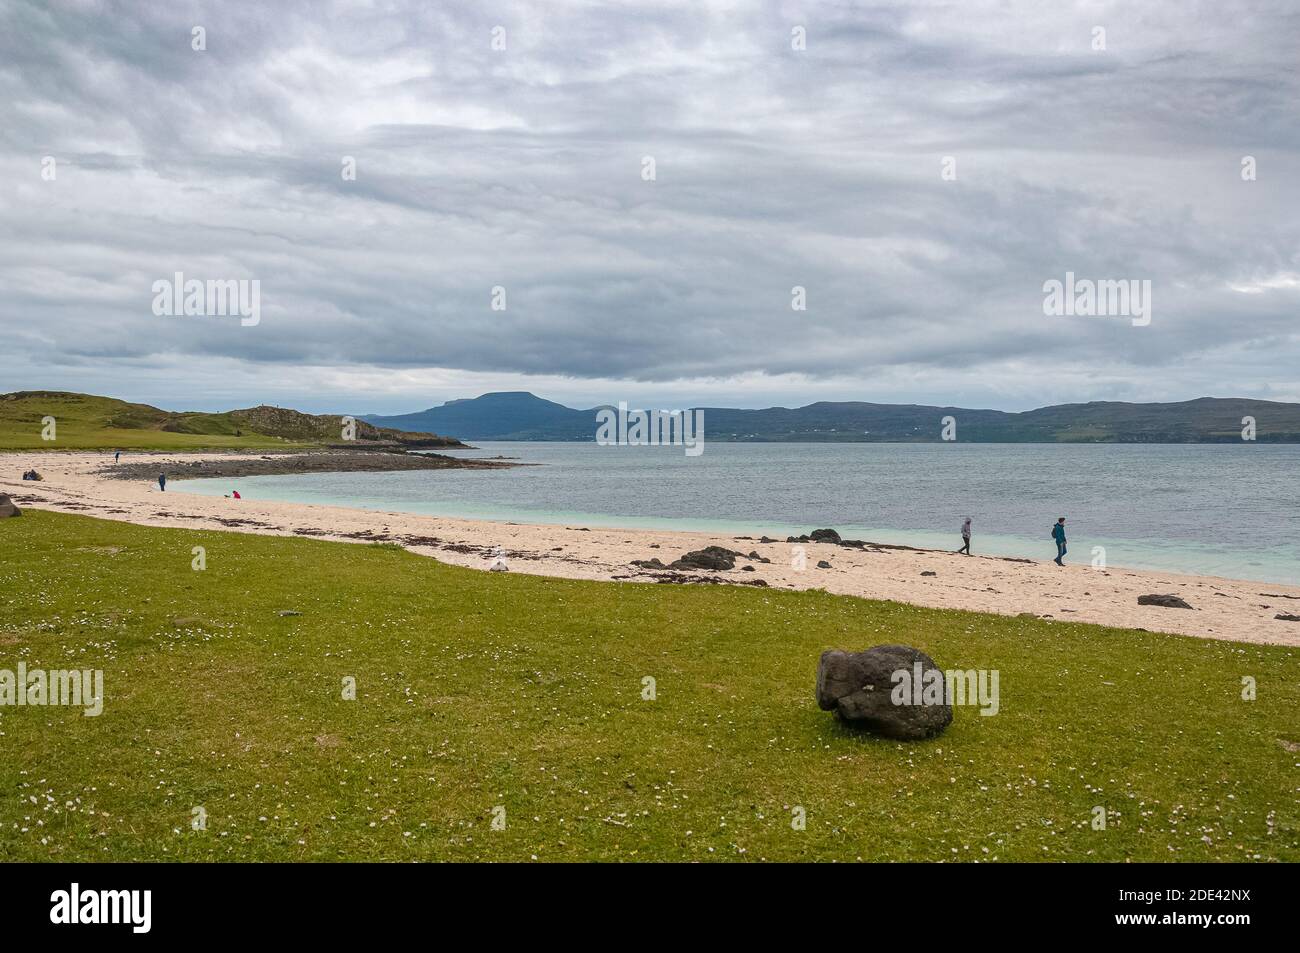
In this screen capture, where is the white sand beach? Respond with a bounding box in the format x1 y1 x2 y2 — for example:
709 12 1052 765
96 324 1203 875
5 451 1299 647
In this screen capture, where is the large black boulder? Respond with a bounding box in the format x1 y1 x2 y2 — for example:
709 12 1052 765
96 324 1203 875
816 645 952 740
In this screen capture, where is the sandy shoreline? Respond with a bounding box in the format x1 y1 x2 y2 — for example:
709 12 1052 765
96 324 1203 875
4 450 1299 647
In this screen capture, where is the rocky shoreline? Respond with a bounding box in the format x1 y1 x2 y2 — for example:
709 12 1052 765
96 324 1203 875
105 449 520 481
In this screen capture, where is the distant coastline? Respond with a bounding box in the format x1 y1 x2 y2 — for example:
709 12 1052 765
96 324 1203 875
106 448 517 481
363 392 1300 443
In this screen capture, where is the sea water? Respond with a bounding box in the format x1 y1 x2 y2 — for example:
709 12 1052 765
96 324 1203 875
183 442 1300 585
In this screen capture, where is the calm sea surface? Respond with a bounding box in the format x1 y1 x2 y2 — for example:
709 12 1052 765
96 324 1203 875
184 442 1300 584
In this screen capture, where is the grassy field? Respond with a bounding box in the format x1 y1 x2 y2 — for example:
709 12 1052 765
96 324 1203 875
0 509 1295 862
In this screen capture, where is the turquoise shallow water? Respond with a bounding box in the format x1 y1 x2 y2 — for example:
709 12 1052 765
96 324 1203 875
182 442 1300 585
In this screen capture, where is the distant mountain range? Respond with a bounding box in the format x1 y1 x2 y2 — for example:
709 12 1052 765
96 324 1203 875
362 392 1300 443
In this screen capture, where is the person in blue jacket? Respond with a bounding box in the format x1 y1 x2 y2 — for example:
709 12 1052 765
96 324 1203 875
1052 517 1067 565
158 473 167 492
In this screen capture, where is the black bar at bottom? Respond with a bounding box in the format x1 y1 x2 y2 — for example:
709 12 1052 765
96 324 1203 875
0 862 1285 939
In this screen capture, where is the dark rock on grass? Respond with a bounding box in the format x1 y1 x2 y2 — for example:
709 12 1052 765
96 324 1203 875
1275 614 1300 622
816 560 832 569
0 493 21 518
816 645 952 740
669 546 742 571
278 609 302 617
1138 594 1193 609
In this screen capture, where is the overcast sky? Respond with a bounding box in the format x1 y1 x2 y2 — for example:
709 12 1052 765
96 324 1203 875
2 0 1298 414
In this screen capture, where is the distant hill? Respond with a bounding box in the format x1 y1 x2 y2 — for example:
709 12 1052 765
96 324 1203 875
365 392 594 441
363 392 1300 443
0 392 465 451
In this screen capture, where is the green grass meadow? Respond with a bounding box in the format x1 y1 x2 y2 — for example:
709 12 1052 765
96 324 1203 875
0 392 309 450
0 510 1295 861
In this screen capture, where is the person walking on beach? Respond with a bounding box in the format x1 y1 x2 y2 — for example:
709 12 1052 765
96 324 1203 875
158 473 166 492
958 517 972 555
114 450 120 464
1052 517 1067 565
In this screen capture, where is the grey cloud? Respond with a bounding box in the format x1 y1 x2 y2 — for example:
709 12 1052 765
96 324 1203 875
1 0 1298 409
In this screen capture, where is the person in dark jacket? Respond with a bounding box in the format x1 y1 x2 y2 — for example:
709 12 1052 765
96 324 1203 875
958 517 972 555
158 473 167 492
1052 517 1067 565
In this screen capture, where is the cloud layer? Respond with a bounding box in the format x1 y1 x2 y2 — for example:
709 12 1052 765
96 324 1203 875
3 0 1298 412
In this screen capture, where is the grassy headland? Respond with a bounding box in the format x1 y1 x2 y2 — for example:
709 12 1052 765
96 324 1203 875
0 391 464 451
